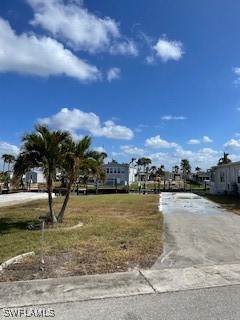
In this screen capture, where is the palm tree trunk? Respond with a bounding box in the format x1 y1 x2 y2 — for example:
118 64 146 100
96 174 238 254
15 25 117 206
47 179 57 223
57 181 72 223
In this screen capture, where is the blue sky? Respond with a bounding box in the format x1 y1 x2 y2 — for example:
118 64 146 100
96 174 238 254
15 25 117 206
1 0 240 171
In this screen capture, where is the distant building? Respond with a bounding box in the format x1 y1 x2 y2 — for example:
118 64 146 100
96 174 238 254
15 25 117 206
25 170 46 184
192 171 210 182
103 160 136 186
210 162 240 195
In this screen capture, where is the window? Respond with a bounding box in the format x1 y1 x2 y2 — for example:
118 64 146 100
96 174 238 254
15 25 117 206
110 168 113 174
106 168 109 174
237 169 240 183
114 168 117 173
220 171 225 182
118 168 121 173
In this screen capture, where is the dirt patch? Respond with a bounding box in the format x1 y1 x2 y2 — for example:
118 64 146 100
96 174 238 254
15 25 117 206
0 247 157 282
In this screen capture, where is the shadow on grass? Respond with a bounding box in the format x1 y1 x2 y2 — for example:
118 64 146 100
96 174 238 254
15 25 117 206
0 217 39 234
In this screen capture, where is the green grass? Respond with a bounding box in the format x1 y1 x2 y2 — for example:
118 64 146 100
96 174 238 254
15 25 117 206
0 193 162 280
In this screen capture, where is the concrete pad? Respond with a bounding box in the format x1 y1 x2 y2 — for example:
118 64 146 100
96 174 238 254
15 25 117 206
0 192 53 207
154 192 240 269
0 270 154 308
142 263 240 293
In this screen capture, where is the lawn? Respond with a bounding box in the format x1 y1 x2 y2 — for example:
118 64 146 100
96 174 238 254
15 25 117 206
203 193 240 216
0 193 162 282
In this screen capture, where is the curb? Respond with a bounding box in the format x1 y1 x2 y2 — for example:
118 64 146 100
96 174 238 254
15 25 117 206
0 252 35 271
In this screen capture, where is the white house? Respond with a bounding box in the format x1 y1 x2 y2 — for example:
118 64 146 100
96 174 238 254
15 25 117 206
25 170 46 184
103 160 136 186
210 161 240 195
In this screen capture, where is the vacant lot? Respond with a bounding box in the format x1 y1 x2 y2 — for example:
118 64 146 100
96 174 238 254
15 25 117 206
0 193 162 282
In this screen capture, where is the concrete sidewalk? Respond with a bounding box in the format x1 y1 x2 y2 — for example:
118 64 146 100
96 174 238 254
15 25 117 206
2 263 240 308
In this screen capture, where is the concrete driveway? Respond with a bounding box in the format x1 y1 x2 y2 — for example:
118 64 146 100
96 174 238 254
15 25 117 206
153 192 240 269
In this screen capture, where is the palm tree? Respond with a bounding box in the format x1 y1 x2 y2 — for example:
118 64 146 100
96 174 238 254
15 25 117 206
6 155 15 171
181 159 191 179
218 152 232 165
57 136 106 222
1 154 15 172
13 124 72 223
136 157 152 181
149 165 157 180
172 165 179 173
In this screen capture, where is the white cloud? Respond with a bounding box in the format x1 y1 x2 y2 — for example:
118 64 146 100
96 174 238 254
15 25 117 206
94 146 106 153
154 36 184 62
107 67 121 82
38 108 134 140
134 124 148 133
234 67 240 84
0 141 20 169
0 141 19 157
0 18 100 81
119 145 145 156
187 136 213 145
145 55 155 65
223 139 240 150
145 135 178 149
187 139 200 145
27 0 138 56
109 40 138 56
161 115 186 120
202 135 213 143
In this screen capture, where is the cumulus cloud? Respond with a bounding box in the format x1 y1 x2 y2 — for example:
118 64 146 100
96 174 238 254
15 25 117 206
188 139 200 145
94 146 106 153
107 67 121 82
38 108 134 140
161 115 186 120
224 139 240 150
187 136 213 145
145 135 178 149
0 18 100 81
202 135 213 143
0 141 20 157
27 0 138 56
112 145 145 158
154 36 184 62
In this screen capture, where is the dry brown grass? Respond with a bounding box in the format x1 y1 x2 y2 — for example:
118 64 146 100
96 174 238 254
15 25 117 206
203 193 240 216
0 193 162 282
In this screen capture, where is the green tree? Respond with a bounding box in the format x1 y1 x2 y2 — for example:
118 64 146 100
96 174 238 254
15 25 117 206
13 124 72 223
181 159 191 179
156 165 165 180
172 165 179 173
57 136 106 222
218 152 232 165
136 157 152 181
1 154 15 172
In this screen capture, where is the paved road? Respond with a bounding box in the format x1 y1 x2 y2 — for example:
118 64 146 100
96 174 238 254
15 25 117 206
1 284 240 319
153 192 240 269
